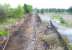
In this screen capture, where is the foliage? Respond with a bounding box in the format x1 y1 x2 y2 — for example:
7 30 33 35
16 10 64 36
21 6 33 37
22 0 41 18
41 9 44 14
33 8 40 13
0 30 8 36
36 9 39 13
60 17 65 24
33 8 67 13
0 4 32 23
33 6 72 14
67 7 72 14
68 44 72 50
0 5 7 19
7 5 24 18
24 4 32 13
53 15 65 24
0 4 33 36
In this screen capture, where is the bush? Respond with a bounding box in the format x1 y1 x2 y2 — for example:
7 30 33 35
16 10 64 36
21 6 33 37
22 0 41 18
24 4 32 13
60 17 65 24
0 30 8 36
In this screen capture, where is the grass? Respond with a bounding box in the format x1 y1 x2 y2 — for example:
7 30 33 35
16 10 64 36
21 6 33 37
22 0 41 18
0 30 8 36
0 16 24 36
52 15 71 27
52 15 72 49
68 44 72 50
0 17 20 36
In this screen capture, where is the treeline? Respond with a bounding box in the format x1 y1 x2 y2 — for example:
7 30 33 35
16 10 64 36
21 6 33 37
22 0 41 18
33 7 72 14
0 4 32 22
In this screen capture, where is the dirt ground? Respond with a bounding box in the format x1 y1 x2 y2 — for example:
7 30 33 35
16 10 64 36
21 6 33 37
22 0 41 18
3 14 66 50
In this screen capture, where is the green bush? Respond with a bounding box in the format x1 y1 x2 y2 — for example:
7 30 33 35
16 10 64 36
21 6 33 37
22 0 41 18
60 17 66 24
0 30 8 36
53 15 66 24
24 4 32 13
53 15 61 19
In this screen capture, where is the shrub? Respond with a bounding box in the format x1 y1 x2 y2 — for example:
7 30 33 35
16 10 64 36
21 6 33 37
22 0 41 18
0 30 8 36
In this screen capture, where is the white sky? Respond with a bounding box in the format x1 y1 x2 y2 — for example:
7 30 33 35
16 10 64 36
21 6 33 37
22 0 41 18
0 0 72 9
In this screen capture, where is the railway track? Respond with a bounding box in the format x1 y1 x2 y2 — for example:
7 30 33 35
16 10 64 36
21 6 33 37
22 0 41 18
0 14 69 50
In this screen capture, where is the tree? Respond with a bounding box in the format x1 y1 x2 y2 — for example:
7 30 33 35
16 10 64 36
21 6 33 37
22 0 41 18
0 5 6 18
45 9 48 13
0 4 24 23
41 9 44 14
0 4 10 22
14 5 24 18
67 7 72 13
36 9 40 13
24 4 32 13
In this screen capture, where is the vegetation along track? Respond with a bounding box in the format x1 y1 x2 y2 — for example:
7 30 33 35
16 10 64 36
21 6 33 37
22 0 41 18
1 14 69 50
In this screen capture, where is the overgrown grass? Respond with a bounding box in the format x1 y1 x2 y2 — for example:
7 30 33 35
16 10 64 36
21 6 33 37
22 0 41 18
0 30 8 36
52 15 69 27
68 44 72 50
0 16 24 36
0 18 20 36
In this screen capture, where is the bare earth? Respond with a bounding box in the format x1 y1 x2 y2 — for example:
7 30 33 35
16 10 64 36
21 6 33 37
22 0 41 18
4 14 66 50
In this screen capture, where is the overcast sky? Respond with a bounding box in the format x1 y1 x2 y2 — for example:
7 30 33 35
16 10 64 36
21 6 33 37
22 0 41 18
0 0 72 9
